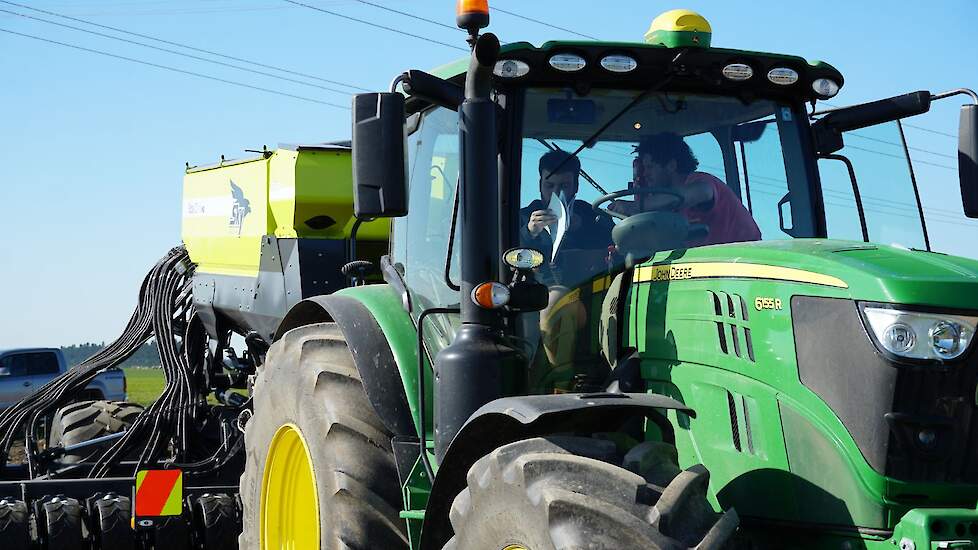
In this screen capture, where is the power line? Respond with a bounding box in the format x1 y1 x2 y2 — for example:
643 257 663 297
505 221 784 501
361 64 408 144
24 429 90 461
45 5 294 17
354 0 461 33
844 144 955 171
847 131 956 160
282 0 468 52
0 7 357 96
0 27 348 109
491 6 599 40
903 123 957 139
0 0 369 92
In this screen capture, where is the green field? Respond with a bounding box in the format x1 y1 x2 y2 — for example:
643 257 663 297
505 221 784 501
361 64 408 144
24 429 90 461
122 367 165 406
122 367 246 406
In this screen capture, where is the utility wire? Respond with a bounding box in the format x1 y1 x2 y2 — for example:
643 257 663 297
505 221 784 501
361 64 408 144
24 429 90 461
51 5 293 18
902 123 957 139
847 131 957 160
0 28 348 109
282 0 468 52
843 144 955 171
491 5 599 40
0 0 369 92
0 7 357 96
354 0 461 32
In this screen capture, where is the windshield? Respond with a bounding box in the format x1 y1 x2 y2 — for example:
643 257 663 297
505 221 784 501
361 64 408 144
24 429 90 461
518 88 815 282
514 87 816 393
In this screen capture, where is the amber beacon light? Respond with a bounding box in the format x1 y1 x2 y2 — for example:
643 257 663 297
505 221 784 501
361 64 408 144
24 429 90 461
456 0 490 34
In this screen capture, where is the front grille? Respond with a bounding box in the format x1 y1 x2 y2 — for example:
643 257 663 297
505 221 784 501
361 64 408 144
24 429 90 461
793 296 978 483
887 350 978 482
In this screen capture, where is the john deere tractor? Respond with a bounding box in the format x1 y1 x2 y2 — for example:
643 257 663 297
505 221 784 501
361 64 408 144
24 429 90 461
181 5 978 550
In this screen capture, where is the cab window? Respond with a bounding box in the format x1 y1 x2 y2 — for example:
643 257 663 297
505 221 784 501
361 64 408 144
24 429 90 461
390 107 463 352
818 120 927 248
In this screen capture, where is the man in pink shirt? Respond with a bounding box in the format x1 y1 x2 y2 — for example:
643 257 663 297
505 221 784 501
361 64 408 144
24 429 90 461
612 133 761 247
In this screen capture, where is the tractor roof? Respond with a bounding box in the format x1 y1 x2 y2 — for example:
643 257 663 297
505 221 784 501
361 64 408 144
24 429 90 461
429 40 843 104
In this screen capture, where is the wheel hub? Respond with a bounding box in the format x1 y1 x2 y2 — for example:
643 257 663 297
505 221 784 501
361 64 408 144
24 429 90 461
261 424 319 550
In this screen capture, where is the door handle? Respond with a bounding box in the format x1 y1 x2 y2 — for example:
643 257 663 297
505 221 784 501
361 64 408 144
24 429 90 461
23 381 31 387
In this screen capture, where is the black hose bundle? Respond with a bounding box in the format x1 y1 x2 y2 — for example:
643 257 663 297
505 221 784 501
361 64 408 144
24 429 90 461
88 249 209 478
0 246 237 478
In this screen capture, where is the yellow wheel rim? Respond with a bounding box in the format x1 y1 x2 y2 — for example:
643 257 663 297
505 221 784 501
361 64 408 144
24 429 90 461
503 546 529 550
261 424 320 550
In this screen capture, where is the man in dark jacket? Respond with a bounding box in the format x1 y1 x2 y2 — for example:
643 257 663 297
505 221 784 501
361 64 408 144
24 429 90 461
520 150 615 285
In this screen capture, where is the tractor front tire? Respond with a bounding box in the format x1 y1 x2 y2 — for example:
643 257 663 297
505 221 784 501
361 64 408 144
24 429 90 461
444 436 738 550
238 323 408 550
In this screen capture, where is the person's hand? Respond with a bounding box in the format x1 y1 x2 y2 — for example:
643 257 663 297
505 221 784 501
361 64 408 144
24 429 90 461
608 200 638 216
527 209 557 237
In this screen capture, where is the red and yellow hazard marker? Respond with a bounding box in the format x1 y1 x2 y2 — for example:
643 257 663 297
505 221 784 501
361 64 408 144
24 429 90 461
134 469 182 517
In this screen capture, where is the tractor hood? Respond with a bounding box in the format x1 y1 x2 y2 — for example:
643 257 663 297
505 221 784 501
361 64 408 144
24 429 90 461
639 239 978 309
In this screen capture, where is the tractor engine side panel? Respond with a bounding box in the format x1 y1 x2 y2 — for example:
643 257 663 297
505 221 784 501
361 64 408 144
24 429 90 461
630 275 893 531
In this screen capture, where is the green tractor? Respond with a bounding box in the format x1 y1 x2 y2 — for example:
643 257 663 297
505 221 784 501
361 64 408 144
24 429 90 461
183 5 978 549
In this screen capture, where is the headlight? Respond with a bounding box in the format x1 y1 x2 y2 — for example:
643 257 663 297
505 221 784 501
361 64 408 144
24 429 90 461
862 306 977 361
811 78 840 98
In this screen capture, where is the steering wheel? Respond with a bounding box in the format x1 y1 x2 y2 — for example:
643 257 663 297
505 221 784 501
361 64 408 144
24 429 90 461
590 187 686 220
591 188 709 259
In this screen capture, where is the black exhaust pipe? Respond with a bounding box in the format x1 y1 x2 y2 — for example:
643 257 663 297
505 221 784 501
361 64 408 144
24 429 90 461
433 33 524 461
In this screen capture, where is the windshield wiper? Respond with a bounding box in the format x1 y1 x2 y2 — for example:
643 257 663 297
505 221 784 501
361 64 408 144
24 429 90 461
546 72 676 178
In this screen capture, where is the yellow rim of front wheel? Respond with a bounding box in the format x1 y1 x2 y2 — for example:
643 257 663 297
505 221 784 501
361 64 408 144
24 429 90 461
261 423 320 550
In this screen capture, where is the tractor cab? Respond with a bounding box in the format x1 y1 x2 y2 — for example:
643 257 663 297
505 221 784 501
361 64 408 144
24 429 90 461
361 8 974 400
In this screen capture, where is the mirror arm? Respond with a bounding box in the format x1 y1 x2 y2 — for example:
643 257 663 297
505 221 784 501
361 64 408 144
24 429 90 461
401 70 464 111
931 88 978 105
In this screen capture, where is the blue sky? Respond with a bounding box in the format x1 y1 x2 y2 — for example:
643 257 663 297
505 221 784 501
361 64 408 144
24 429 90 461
1 0 976 347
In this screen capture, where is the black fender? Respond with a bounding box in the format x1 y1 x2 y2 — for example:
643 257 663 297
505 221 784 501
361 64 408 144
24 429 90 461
273 295 416 439
419 392 695 549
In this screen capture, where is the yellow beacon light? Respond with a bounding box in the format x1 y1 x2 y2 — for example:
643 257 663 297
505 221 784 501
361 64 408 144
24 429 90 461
645 9 712 48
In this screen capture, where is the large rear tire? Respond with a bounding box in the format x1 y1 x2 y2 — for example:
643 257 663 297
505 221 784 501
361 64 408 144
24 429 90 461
444 436 738 550
48 400 144 463
238 323 408 550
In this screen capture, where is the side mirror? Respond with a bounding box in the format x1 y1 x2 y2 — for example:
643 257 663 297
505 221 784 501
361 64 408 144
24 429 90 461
961 104 978 218
0 366 9 376
813 91 932 154
352 93 409 218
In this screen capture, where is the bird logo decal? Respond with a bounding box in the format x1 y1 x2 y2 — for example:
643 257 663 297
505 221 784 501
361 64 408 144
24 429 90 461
228 180 252 235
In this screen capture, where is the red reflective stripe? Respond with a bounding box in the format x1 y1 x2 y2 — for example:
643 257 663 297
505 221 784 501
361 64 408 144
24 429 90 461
135 470 181 516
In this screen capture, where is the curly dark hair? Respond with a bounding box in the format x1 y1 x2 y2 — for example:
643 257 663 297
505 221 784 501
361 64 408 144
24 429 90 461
635 132 699 174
